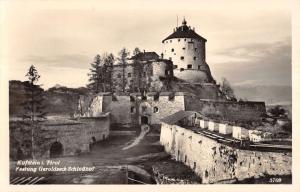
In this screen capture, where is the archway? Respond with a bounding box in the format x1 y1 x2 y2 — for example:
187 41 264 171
49 141 63 158
141 116 149 125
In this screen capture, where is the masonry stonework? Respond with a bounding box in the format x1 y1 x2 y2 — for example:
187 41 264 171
160 123 292 183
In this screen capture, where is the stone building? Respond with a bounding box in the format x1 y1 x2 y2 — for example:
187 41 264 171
112 51 173 93
162 18 214 83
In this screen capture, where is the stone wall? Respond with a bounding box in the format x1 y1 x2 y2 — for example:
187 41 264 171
10 117 110 159
160 123 292 183
185 98 266 123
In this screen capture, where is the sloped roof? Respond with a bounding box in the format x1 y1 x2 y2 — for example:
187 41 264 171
129 52 159 61
162 20 207 43
161 110 201 125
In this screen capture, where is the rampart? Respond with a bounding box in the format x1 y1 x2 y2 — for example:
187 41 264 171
160 123 292 183
184 97 266 123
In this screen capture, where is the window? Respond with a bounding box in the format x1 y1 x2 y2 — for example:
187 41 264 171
173 65 178 69
185 155 187 163
153 106 159 113
194 162 197 170
143 72 146 77
128 73 131 77
198 65 201 70
130 96 135 102
193 57 197 60
169 57 172 61
178 39 180 42
171 48 174 52
182 47 186 50
130 106 135 113
195 48 198 51
180 56 184 60
170 40 172 43
142 106 147 112
184 38 186 41
187 64 192 69
117 74 121 78
180 68 184 72
142 95 147 100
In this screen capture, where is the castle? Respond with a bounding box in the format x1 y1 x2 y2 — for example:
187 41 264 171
79 18 266 127
111 18 215 93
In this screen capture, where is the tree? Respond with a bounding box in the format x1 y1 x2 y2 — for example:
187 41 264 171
132 47 141 56
103 53 115 92
220 77 236 101
118 48 130 92
22 65 47 159
87 55 104 93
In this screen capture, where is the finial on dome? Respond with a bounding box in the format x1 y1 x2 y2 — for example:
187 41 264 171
182 17 187 26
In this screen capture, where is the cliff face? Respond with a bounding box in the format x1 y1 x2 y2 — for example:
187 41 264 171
160 123 292 183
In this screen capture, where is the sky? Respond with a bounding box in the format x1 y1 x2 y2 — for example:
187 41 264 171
0 0 291 89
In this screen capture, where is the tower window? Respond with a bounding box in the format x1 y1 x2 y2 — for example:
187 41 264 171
193 57 197 60
153 107 159 113
171 48 174 52
180 56 184 60
187 64 192 69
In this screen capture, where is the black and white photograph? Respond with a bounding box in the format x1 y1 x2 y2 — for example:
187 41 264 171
0 0 299 189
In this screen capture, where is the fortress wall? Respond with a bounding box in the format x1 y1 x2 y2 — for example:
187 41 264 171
147 95 185 124
108 96 132 124
174 69 210 83
185 98 266 122
160 123 292 183
10 118 110 159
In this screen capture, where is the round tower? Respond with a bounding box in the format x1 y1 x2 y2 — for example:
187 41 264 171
162 18 214 83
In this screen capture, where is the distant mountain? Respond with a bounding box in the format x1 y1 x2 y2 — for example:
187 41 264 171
9 80 90 117
233 85 292 106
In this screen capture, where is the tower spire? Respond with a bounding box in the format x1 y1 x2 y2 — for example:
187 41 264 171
182 17 187 26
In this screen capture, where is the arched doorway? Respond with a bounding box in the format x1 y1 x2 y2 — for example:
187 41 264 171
49 141 63 158
141 116 149 125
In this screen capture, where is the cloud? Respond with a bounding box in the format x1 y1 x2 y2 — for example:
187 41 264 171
210 40 291 86
23 54 92 69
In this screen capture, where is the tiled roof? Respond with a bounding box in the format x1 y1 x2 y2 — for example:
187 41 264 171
162 24 207 43
129 52 159 61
